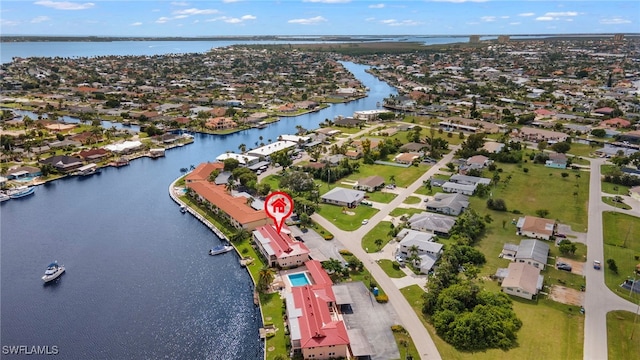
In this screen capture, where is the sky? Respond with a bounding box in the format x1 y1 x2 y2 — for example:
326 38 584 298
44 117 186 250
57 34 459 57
1 0 639 37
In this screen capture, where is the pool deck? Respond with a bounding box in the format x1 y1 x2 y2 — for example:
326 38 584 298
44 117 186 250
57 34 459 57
275 266 312 294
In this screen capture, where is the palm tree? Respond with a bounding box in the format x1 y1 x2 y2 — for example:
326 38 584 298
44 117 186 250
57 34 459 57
238 143 247 153
407 245 421 266
257 267 274 293
374 238 384 250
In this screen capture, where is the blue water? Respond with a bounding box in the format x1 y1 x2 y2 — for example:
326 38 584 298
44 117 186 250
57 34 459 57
1 57 397 359
288 273 311 287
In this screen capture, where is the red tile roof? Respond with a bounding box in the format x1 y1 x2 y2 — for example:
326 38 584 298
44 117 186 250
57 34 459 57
305 260 332 287
599 118 631 128
292 285 350 349
255 225 309 259
185 162 223 183
187 181 269 225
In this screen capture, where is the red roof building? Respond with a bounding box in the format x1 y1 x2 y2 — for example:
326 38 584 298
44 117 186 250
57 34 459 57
287 260 350 359
599 117 631 128
185 162 223 183
594 107 615 115
252 225 309 268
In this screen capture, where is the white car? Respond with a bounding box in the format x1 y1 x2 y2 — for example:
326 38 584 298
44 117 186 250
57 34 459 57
361 219 369 225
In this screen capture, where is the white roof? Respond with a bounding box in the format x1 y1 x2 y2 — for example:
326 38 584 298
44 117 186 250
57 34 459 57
247 141 297 157
215 153 259 165
279 134 309 143
103 140 142 153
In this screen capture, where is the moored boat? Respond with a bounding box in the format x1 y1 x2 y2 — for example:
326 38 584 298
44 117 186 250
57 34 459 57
0 193 10 202
7 186 35 199
42 261 65 283
209 244 234 256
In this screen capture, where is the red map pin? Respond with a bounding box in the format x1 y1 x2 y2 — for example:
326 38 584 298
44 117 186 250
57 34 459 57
264 191 294 234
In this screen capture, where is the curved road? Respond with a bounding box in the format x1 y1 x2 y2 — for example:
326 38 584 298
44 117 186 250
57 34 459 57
312 147 459 360
583 158 639 360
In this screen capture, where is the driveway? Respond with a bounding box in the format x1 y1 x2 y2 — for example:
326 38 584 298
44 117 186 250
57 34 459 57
289 226 345 263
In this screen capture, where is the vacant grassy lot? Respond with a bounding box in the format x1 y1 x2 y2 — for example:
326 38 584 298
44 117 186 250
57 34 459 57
602 211 640 303
607 311 640 360
400 284 584 360
601 182 630 196
362 221 394 252
378 259 406 278
403 195 422 204
602 196 632 210
567 143 597 158
389 207 424 218
366 191 397 203
345 163 430 188
315 202 379 231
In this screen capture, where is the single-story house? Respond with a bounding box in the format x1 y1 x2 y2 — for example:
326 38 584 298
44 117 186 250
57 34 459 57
394 152 421 165
426 193 469 216
396 229 443 274
545 152 568 169
516 216 556 240
354 175 385 192
441 181 476 196
448 174 491 186
515 127 568 143
466 155 490 169
599 117 631 128
482 141 505 153
40 155 84 173
499 262 544 300
408 212 457 236
6 166 42 179
321 187 365 208
400 142 427 152
514 239 550 269
78 148 110 161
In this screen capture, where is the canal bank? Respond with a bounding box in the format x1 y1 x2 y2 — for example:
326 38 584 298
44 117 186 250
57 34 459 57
1 61 397 360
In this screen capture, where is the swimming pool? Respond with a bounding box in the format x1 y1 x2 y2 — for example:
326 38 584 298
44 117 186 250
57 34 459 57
287 272 311 287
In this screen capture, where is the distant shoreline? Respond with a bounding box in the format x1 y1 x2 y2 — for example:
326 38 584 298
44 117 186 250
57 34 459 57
1 33 637 43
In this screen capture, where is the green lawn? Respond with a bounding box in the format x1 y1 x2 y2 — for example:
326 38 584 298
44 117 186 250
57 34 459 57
259 292 288 360
378 259 406 278
362 221 394 252
403 195 422 204
400 285 584 360
567 143 597 158
261 174 282 191
602 211 640 303
601 182 630 196
602 196 632 210
345 163 430 188
392 326 420 360
389 207 424 218
601 164 618 175
367 191 397 203
607 311 640 360
340 253 387 297
315 203 379 231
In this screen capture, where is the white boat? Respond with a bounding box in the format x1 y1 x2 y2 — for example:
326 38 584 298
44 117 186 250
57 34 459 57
0 193 10 202
180 205 187 213
42 261 65 283
7 186 35 199
209 244 234 256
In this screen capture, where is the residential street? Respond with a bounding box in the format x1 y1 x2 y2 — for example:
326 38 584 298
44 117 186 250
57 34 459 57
583 158 639 360
312 146 459 360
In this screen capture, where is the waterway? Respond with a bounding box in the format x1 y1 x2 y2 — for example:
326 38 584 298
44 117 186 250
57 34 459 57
0 60 397 359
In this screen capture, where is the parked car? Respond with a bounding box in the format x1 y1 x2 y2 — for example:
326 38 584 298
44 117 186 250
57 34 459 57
593 260 601 270
555 233 567 238
294 236 304 242
557 262 572 272
361 219 369 225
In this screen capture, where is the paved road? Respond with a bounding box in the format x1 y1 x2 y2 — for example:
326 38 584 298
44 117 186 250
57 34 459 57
583 158 639 360
312 147 459 360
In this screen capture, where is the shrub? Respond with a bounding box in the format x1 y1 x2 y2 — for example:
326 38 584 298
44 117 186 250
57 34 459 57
391 325 406 333
375 294 389 303
339 249 352 256
324 234 334 240
523 168 529 173
511 209 522 214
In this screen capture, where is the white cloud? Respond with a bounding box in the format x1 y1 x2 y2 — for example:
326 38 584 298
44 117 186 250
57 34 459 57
535 16 554 21
302 0 350 3
171 1 188 6
545 11 577 17
173 8 219 15
218 14 256 23
175 15 188 19
241 15 256 20
380 19 421 26
600 17 631 25
369 3 384 8
31 15 51 23
1 19 20 26
518 12 535 17
34 1 95 10
481 16 496 22
428 0 488 2
130 21 143 26
509 22 521 25
500 16 509 19
288 16 327 25
156 16 171 24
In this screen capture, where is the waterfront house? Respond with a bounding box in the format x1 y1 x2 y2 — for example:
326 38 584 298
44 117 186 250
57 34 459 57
545 152 568 169
426 193 469 216
6 166 42 180
516 216 556 240
252 225 309 268
185 162 224 183
78 148 110 161
353 176 385 192
408 212 456 236
320 188 365 208
499 262 544 300
40 155 83 173
205 117 237 130
216 153 260 167
514 239 550 269
285 261 350 359
186 180 270 231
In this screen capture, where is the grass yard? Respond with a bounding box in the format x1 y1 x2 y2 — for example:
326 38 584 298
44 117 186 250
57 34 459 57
345 163 430 188
403 195 422 204
366 191 397 203
362 221 394 252
392 326 420 360
340 252 387 297
389 207 424 218
260 174 282 191
315 203 379 231
260 292 288 360
400 285 584 360
602 211 640 303
602 196 632 210
378 259 406 278
601 182 630 196
567 143 597 158
331 126 368 134
607 311 640 360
